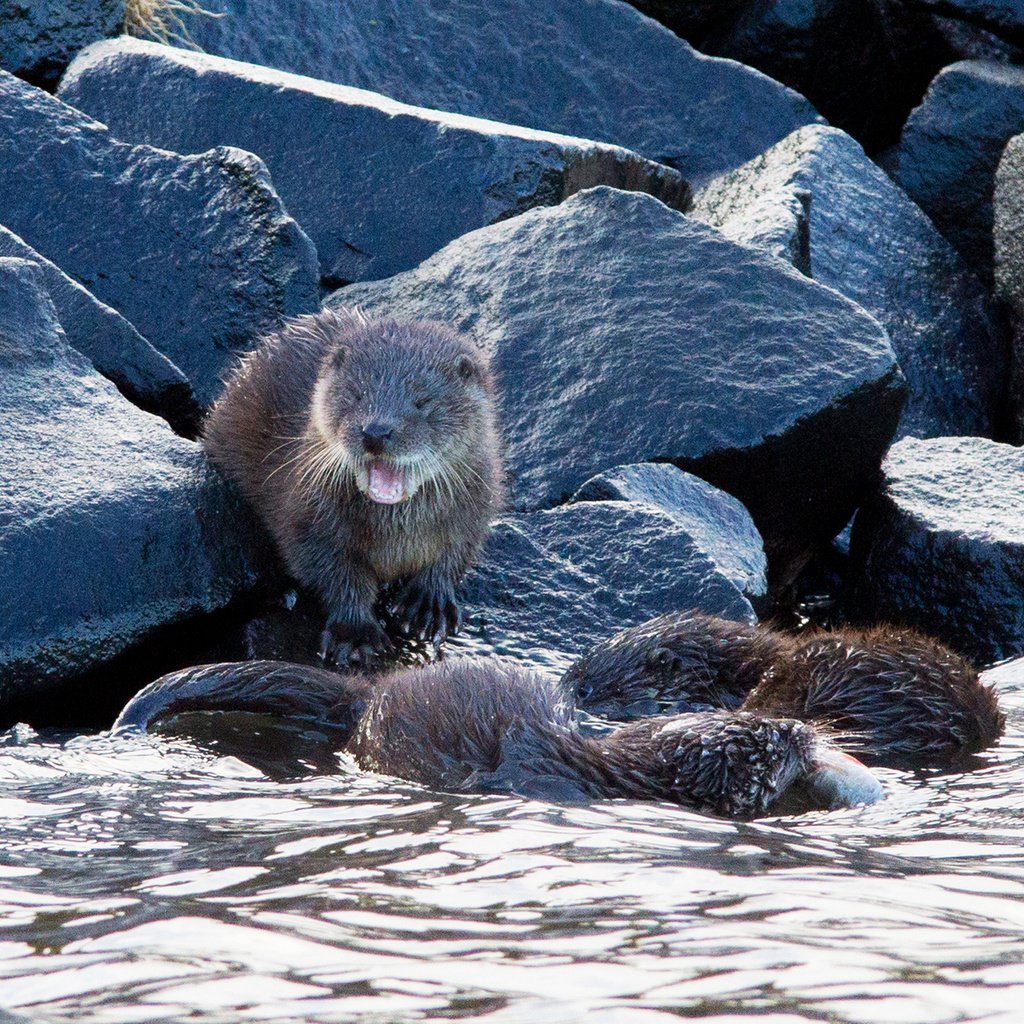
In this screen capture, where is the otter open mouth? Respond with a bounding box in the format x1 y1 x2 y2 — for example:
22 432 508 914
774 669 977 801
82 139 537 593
367 460 407 504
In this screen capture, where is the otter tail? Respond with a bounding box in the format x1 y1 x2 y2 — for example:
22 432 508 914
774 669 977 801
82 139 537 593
113 661 370 735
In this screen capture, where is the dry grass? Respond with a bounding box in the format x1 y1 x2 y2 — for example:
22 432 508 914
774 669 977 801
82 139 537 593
123 0 224 48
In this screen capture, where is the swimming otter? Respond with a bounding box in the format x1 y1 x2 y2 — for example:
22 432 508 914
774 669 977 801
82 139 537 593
569 612 1004 765
113 658 882 819
203 310 503 665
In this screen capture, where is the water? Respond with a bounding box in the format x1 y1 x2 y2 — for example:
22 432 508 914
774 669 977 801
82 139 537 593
1 662 1024 1024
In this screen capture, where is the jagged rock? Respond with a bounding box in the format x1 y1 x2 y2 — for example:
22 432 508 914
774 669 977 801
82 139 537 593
60 38 691 286
894 60 1024 281
454 498 757 673
334 186 904 557
850 436 1024 665
994 132 1024 439
0 224 200 436
620 1 747 41
0 69 319 406
181 0 821 186
904 0 1024 48
700 0 945 152
0 257 261 708
694 125 1006 440
572 463 768 607
0 0 123 88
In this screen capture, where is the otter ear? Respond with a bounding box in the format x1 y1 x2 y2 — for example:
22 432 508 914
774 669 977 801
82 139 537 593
456 354 476 381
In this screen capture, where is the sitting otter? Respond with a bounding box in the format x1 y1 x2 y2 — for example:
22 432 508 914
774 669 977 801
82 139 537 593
113 658 882 820
203 309 503 666
566 612 1004 765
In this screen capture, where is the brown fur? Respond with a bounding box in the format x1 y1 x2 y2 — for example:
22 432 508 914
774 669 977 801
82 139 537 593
569 612 1004 765
203 309 503 664
115 658 839 820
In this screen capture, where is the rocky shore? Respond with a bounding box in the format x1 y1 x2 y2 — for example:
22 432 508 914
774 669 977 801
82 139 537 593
3 0 1024 724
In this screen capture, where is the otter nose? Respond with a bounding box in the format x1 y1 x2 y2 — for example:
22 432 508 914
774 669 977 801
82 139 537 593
362 422 394 453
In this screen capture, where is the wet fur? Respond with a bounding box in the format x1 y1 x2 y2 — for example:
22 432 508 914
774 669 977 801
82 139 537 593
115 658 829 820
203 309 503 662
569 612 1004 765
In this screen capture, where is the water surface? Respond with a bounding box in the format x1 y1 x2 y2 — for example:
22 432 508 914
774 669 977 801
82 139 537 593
1 663 1023 1023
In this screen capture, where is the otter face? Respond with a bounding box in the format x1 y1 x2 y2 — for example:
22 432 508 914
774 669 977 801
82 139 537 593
310 318 492 505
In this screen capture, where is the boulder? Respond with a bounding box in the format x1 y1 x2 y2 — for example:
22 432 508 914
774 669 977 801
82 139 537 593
850 436 1024 665
0 69 319 407
0 0 123 88
0 224 200 436
700 0 944 152
694 125 1006 440
334 187 905 554
903 0 1024 48
454 498 757 674
572 463 768 607
60 38 690 286
994 133 1024 439
180 0 822 186
894 60 1024 281
0 257 259 707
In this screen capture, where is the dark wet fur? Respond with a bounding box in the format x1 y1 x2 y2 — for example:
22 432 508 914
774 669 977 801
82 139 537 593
569 612 1004 766
202 309 503 664
115 659 832 820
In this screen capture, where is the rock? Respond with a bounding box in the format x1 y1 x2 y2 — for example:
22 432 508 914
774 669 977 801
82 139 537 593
903 0 1024 49
994 133 1024 439
694 125 1006 440
334 186 905 556
849 436 1024 665
0 69 319 407
620 1 747 41
453 498 757 674
0 224 200 436
700 0 946 152
0 0 123 88
181 0 822 186
60 38 691 286
572 463 768 607
894 60 1024 281
0 257 259 707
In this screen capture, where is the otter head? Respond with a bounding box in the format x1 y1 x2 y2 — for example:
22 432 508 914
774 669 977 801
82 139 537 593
310 314 494 505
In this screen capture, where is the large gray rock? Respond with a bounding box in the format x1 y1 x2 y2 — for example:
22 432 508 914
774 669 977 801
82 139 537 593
894 60 1024 281
694 125 1006 441
906 0 1024 46
0 69 319 407
0 257 259 706
572 463 768 607
850 436 1024 665
0 0 123 88
454 498 757 674
334 186 905 552
0 224 200 436
60 38 691 286
181 0 822 187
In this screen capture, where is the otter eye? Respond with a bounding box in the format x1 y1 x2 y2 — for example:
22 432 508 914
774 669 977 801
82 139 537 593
353 390 365 403
456 354 476 381
414 396 431 410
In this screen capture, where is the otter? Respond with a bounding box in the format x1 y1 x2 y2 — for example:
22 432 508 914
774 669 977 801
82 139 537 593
568 612 1004 765
203 309 503 665
113 658 883 820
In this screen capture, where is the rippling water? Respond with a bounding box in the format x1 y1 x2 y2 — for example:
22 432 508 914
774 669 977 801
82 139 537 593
1 661 1023 1024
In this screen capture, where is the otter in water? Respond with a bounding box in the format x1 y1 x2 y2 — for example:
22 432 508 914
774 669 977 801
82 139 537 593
113 658 882 819
203 309 503 665
568 612 1004 765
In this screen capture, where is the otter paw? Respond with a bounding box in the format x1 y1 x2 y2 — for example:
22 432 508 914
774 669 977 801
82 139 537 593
392 580 462 645
318 621 392 667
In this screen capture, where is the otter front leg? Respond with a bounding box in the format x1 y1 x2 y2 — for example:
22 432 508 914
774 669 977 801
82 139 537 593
315 562 392 667
391 546 471 646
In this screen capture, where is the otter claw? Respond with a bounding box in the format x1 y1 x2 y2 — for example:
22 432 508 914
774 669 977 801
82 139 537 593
393 580 461 646
319 622 392 667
